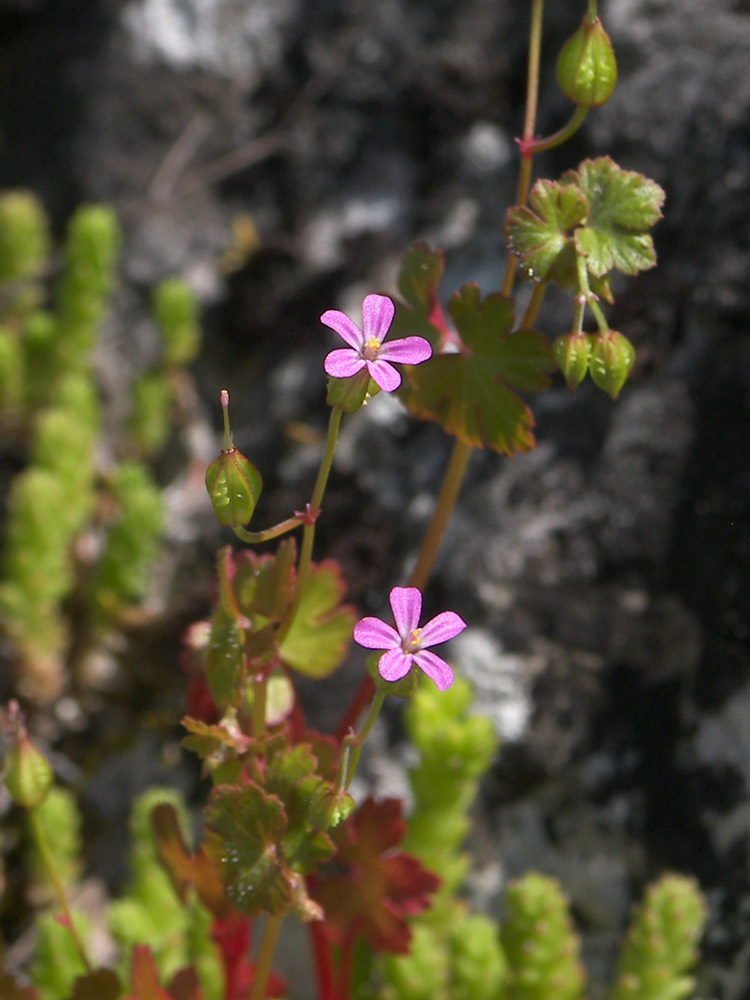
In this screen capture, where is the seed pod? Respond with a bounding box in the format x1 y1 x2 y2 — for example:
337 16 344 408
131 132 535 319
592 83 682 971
588 329 635 399
554 331 591 392
557 13 617 108
4 706 53 808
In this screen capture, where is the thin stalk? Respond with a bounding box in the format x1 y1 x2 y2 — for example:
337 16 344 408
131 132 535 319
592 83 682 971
309 921 336 1000
502 0 546 297
249 914 284 1000
408 438 473 591
342 690 386 790
234 515 304 545
30 809 92 973
278 405 344 644
525 105 589 156
252 672 268 740
520 281 548 330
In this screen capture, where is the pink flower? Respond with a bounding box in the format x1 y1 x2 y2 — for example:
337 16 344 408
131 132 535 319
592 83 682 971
321 294 432 392
353 587 466 691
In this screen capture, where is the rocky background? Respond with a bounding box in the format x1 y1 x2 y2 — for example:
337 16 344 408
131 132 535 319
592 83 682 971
1 0 749 996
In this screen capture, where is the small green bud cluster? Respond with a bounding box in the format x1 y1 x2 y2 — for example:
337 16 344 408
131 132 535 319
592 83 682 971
554 328 635 399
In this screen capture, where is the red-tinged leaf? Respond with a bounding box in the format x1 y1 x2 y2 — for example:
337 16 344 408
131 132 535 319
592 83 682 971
279 561 356 679
394 244 453 349
125 945 174 1000
399 284 555 455
71 969 121 1000
206 548 246 711
232 539 297 624
310 798 440 954
0 971 39 999
152 803 229 917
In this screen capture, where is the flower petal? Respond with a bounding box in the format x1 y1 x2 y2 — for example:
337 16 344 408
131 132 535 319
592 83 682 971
325 349 366 378
389 587 422 638
378 647 413 683
366 359 401 392
321 309 365 350
413 649 454 691
354 617 400 650
361 294 395 341
418 610 467 648
377 336 432 366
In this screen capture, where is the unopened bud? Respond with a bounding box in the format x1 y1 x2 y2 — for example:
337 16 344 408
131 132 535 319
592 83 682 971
205 391 263 527
588 330 634 399
3 702 53 808
553 331 591 392
557 12 617 108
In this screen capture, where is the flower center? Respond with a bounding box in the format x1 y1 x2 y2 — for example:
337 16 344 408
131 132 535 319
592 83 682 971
403 627 422 653
362 336 381 361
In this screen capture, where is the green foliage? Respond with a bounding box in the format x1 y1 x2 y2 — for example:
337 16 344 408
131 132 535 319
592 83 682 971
87 461 164 618
109 788 223 999
392 245 555 455
505 157 664 288
608 874 706 1000
501 872 587 1000
26 787 82 891
28 910 91 1000
279 561 357 679
153 278 201 368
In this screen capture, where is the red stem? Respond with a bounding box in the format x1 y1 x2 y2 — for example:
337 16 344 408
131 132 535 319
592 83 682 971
309 921 337 1000
337 928 358 1000
213 916 252 1000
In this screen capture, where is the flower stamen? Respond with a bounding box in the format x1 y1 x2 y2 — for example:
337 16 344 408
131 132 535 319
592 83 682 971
404 628 422 653
362 336 382 360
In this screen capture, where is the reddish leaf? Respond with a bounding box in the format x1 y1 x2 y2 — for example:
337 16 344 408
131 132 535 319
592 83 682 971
310 798 440 954
125 946 174 1000
151 803 229 918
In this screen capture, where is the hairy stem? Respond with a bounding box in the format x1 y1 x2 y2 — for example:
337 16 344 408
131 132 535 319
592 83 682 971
29 809 92 973
502 0 545 297
278 405 343 643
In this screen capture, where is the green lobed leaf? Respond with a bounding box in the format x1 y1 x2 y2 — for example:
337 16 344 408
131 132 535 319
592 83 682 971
204 783 292 916
279 560 355 678
504 180 589 285
564 156 665 277
232 538 296 624
398 283 555 455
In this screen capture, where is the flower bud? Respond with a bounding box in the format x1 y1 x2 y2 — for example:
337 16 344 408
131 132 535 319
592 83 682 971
557 13 617 108
3 704 53 808
205 390 263 527
553 331 591 392
588 329 635 399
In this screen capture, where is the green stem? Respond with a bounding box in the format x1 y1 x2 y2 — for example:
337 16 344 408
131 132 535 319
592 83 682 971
233 514 304 545
409 439 473 591
252 672 268 741
342 691 387 790
576 253 609 333
249 914 284 1000
278 405 344 643
29 809 92 973
525 105 589 156
502 0 545 297
520 281 548 330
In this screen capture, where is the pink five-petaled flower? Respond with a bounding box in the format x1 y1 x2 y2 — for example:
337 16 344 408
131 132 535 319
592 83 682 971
353 586 466 691
321 293 432 392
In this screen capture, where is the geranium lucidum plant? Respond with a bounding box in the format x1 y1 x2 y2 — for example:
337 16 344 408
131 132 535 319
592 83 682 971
1 2 707 1000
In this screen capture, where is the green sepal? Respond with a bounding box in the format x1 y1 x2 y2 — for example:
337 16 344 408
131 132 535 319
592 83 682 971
205 548 246 711
326 367 380 413
554 331 591 391
279 561 355 679
557 13 617 108
588 329 635 399
205 446 262 527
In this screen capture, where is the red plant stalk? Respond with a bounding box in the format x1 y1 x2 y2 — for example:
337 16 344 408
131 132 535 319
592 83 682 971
213 915 253 1000
309 920 336 1000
